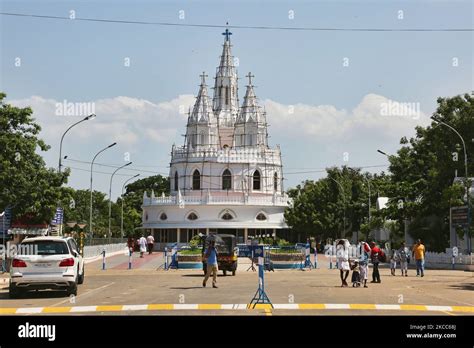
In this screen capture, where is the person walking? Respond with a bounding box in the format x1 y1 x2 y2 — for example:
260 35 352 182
139 235 147 258
359 240 371 288
202 240 218 288
336 239 350 287
370 241 381 283
127 236 134 254
398 242 409 276
146 233 155 255
412 239 426 277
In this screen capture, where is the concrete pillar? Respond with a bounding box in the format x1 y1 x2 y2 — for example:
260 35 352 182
177 228 180 243
206 228 209 236
244 228 248 242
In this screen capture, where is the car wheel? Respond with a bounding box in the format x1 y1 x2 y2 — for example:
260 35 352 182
68 282 78 296
9 285 21 299
78 266 84 285
232 270 236 276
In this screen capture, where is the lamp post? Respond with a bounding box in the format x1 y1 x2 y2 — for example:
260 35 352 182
121 174 140 238
89 143 117 239
328 176 346 238
431 116 471 254
109 162 132 242
59 114 95 173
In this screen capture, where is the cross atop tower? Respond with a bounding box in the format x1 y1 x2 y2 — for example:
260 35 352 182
222 27 232 41
246 72 254 85
200 72 208 85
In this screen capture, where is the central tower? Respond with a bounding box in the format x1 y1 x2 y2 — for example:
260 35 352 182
213 29 239 147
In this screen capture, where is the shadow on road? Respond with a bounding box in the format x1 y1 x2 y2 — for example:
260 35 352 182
0 289 69 300
449 282 474 291
169 287 204 290
181 274 228 278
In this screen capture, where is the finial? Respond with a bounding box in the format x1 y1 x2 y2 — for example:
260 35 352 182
222 26 232 41
246 72 254 85
200 71 208 85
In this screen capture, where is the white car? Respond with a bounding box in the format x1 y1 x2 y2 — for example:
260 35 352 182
9 236 84 298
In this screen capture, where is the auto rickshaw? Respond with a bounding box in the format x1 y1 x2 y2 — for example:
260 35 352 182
202 234 238 276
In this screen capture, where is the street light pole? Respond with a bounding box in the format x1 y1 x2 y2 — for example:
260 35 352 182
431 117 471 254
59 114 95 173
328 176 346 238
109 162 132 242
89 143 117 239
121 174 140 239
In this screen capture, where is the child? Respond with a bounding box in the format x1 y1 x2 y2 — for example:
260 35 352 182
351 260 361 287
390 249 397 276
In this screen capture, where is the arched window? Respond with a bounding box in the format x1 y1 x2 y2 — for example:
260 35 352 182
222 213 233 220
160 213 167 221
253 170 261 190
222 169 232 190
174 171 179 191
273 172 278 191
187 212 198 221
192 169 201 190
256 213 267 221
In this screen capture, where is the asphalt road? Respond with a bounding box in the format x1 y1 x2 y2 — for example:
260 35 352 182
0 252 472 316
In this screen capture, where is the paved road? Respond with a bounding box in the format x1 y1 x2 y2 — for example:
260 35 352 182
0 252 472 316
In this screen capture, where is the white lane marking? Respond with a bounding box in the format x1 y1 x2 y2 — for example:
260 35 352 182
70 306 97 312
50 282 115 307
174 304 198 310
325 304 350 309
221 304 247 310
425 305 453 312
16 307 43 314
273 304 299 309
375 304 401 310
123 305 148 311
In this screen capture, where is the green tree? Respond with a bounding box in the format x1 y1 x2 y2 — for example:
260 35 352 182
0 92 68 223
115 175 169 237
384 93 474 251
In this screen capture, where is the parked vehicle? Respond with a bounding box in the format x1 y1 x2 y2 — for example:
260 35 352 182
9 236 85 298
202 234 238 276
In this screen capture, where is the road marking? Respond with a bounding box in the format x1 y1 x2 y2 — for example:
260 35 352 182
49 282 115 307
2 303 473 314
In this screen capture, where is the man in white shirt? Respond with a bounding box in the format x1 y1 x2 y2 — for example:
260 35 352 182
139 235 147 258
146 234 155 255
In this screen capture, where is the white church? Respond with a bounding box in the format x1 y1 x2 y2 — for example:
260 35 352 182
142 29 291 247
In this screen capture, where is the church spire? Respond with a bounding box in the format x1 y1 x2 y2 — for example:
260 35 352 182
185 72 218 149
213 26 239 127
233 72 268 148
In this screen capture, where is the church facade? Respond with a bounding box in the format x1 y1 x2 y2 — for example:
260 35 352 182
142 30 291 247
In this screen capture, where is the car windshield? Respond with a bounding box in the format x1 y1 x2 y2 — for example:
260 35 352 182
18 241 69 255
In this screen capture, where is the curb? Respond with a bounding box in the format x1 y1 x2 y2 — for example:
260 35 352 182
1 303 473 315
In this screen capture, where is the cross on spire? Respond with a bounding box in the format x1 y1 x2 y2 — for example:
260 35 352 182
246 72 254 85
222 27 232 41
200 72 208 85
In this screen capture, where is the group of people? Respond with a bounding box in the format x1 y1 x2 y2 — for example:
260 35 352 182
127 234 155 258
336 239 426 288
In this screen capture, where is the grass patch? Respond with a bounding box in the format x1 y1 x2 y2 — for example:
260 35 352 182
179 249 202 255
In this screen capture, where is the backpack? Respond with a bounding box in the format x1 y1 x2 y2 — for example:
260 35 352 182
378 250 387 263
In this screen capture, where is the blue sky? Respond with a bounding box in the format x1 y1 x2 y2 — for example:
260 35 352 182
1 0 472 199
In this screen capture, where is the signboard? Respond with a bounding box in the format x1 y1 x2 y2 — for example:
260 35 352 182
452 246 458 257
451 206 469 227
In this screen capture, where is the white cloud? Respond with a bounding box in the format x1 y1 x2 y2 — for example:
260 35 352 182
8 93 429 153
264 93 429 140
9 94 194 146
